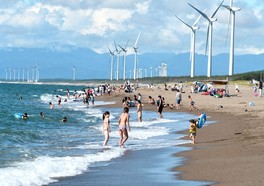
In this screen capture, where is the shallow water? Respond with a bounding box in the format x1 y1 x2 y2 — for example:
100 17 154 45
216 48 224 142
0 83 207 186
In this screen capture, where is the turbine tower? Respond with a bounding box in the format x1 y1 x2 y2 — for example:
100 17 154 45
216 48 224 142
222 0 241 76
133 32 141 79
107 45 115 81
72 66 76 81
114 41 121 81
22 67 25 82
119 40 129 80
175 13 203 78
9 68 12 81
189 0 224 77
13 68 16 81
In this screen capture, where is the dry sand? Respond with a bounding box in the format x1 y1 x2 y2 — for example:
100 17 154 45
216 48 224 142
96 81 264 185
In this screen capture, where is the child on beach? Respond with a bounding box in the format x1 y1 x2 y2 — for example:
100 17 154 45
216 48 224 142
189 119 197 144
102 111 111 146
188 95 197 111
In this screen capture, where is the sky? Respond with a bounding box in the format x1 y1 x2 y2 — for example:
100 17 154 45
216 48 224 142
0 0 263 55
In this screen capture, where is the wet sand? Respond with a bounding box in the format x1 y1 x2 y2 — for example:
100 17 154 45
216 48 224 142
94 82 264 185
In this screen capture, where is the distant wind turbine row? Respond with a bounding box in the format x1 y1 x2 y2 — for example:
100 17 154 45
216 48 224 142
176 0 240 77
3 65 40 82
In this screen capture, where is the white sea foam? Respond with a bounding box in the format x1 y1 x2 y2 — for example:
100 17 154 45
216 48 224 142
0 148 125 186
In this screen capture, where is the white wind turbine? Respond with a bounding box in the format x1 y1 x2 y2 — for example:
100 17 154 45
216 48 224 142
133 32 141 79
189 0 224 77
9 68 12 81
119 40 129 80
13 68 16 81
5 68 8 81
35 65 39 82
222 0 241 76
175 13 203 78
107 45 115 81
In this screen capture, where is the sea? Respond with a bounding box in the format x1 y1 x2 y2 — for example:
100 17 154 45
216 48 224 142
0 82 213 186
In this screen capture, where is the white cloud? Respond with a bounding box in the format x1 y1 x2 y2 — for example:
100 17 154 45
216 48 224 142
0 0 262 55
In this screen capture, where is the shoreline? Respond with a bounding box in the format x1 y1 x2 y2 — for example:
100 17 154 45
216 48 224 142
93 83 264 185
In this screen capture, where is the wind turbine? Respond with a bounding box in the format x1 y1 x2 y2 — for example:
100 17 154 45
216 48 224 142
31 66 35 82
133 32 141 79
27 67 30 82
107 45 115 81
189 0 224 77
18 67 20 81
72 66 76 81
9 68 12 81
222 0 241 76
35 65 39 82
119 40 129 80
175 12 203 78
5 68 8 81
13 68 16 81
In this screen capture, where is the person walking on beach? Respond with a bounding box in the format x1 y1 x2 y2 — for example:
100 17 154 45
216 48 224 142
259 81 263 97
137 100 143 122
118 107 130 147
102 111 111 146
175 89 182 110
189 119 197 144
188 95 197 111
157 95 164 118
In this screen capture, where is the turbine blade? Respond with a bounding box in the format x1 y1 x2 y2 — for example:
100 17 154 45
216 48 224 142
211 0 225 18
108 45 114 55
192 8 206 27
205 25 210 56
125 40 129 49
118 44 126 52
230 0 233 6
175 15 192 30
134 32 141 47
188 3 210 22
114 40 118 52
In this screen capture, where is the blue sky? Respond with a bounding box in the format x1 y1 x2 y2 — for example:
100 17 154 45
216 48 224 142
0 0 263 55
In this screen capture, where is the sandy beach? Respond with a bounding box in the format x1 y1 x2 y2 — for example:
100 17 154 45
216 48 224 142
93 81 264 185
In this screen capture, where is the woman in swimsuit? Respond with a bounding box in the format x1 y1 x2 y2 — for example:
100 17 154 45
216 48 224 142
102 111 111 146
118 107 130 147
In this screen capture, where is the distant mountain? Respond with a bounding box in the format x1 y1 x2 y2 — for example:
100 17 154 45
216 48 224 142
0 46 263 80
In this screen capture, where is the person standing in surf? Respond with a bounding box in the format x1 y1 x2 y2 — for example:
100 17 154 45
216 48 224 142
118 107 130 147
157 95 164 118
102 111 111 146
137 100 143 122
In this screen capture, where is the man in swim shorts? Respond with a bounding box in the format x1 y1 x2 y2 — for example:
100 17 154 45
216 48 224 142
118 107 130 147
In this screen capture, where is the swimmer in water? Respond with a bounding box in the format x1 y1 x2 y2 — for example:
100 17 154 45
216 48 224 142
49 102 54 109
61 117 67 123
40 112 44 117
22 113 28 119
